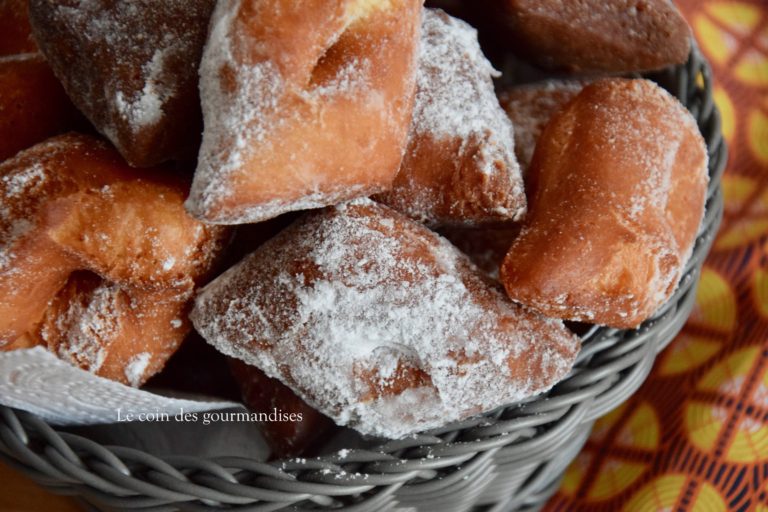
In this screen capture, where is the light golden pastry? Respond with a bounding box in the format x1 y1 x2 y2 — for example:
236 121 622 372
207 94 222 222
0 133 229 385
192 198 579 438
28 0 216 167
501 79 708 329
186 0 422 224
485 0 691 73
0 53 81 162
375 8 525 226
0 0 38 55
498 80 586 172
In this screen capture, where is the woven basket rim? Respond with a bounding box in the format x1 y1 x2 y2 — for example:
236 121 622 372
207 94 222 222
0 42 727 512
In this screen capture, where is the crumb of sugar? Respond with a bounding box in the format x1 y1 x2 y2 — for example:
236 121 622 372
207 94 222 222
124 352 152 387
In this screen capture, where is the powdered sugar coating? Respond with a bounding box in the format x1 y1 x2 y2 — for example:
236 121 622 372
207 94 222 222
192 198 579 438
377 9 525 226
412 10 511 159
187 0 421 224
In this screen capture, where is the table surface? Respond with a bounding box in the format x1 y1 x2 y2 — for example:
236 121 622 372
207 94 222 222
0 461 82 511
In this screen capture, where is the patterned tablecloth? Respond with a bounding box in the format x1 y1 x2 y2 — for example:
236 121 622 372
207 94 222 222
545 1 768 510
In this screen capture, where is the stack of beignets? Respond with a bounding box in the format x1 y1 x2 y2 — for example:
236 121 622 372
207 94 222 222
0 133 228 385
0 0 713 443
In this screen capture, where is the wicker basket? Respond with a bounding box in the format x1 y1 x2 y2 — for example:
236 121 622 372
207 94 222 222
0 44 726 512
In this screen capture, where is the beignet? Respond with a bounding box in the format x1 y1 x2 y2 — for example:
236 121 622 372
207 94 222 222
501 79 708 328
488 0 691 73
192 198 579 438
0 133 229 385
28 0 215 167
186 0 422 224
376 8 525 226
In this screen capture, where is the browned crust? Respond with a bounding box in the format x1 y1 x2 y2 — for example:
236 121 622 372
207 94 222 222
500 78 708 328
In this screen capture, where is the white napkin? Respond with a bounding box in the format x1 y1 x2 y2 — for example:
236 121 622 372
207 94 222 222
0 347 239 426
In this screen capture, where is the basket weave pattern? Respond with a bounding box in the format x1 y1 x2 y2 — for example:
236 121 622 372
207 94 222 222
0 46 726 512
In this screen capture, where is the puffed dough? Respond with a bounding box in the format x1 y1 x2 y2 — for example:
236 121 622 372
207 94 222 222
186 0 422 224
375 9 525 226
192 197 579 438
0 133 229 385
501 79 708 329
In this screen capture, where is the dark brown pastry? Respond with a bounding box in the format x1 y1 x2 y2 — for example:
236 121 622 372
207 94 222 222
488 0 691 73
28 0 216 167
229 359 335 459
0 54 81 162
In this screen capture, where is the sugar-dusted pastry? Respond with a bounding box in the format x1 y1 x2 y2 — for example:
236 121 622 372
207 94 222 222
487 0 691 72
229 359 334 458
0 133 229 386
0 53 81 162
498 80 586 172
28 0 215 167
186 0 422 224
192 198 579 438
36 272 193 387
501 79 708 329
0 0 38 55
375 9 525 226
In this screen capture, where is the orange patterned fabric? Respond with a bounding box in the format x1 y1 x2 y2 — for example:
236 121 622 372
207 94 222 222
545 2 768 511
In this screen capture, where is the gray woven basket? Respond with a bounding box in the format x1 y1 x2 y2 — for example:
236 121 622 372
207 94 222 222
0 44 726 512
